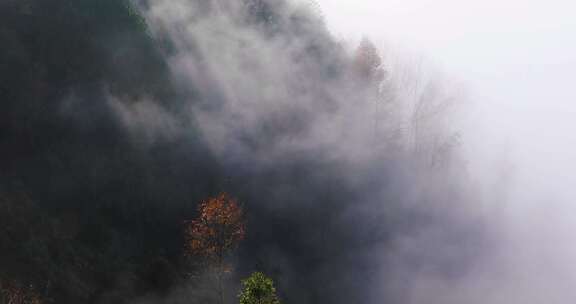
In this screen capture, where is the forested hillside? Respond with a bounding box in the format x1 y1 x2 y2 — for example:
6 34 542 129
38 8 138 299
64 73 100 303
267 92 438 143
0 1 483 303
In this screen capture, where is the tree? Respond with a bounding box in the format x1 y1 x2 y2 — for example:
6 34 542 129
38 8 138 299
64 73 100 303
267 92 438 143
185 193 245 304
238 272 280 304
353 37 384 83
0 281 42 304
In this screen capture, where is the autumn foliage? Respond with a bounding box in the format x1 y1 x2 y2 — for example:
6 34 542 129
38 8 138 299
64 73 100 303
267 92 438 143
0 282 42 304
353 38 384 82
185 192 245 261
185 193 246 304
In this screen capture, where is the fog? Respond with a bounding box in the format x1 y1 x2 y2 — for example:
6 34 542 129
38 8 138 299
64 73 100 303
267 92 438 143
317 0 576 302
1 0 573 303
137 1 488 302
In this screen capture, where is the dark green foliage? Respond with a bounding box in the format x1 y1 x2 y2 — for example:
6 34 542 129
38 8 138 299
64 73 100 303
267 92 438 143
0 0 165 99
238 272 281 304
0 1 206 302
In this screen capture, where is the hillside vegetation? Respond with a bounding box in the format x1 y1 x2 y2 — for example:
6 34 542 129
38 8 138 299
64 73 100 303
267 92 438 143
0 1 479 303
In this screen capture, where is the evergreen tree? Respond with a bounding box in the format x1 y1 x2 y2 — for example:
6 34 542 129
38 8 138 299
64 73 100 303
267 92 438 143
238 272 281 304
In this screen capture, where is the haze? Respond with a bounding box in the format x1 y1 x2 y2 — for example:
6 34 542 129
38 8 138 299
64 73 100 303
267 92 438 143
317 0 576 302
317 0 576 195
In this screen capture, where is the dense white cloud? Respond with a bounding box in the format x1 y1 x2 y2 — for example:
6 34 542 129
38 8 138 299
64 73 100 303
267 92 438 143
316 0 576 303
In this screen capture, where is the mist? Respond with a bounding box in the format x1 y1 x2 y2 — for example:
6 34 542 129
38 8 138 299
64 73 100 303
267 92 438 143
317 0 576 303
0 0 558 303
136 1 484 302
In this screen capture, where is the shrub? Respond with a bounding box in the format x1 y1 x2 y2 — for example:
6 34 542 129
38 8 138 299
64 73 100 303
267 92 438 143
238 272 280 304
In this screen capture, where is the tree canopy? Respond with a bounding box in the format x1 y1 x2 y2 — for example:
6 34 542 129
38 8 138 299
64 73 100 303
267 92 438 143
239 272 281 304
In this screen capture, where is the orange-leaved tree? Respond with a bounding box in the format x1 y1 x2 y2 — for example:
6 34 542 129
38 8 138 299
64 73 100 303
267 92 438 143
185 192 245 304
0 281 42 304
354 37 384 84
